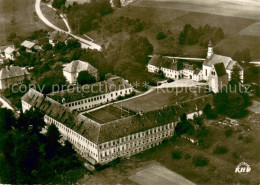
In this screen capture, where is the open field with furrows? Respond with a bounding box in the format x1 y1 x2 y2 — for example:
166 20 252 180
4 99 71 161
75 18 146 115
87 1 260 59
115 87 206 113
0 0 49 44
78 112 260 184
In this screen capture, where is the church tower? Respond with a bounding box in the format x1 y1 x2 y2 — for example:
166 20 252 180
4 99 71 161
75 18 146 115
207 40 213 58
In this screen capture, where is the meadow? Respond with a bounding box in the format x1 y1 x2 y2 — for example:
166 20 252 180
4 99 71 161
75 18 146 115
0 0 49 44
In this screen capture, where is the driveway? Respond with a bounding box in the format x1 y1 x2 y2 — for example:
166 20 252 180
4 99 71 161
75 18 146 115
35 0 101 50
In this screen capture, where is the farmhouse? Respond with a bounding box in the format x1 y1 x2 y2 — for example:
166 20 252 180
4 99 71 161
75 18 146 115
0 66 30 90
21 88 211 165
0 45 15 60
21 40 41 52
63 60 98 84
49 76 134 112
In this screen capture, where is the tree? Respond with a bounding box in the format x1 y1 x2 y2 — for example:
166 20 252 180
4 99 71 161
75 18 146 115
156 32 166 40
52 0 66 9
157 69 165 79
45 124 62 159
67 39 81 50
203 104 217 119
229 64 242 88
38 70 66 94
42 43 53 51
77 70 96 85
175 113 194 136
16 109 45 136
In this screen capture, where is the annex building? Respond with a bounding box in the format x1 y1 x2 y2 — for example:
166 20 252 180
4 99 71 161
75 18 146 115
21 88 212 166
49 76 134 112
148 41 244 93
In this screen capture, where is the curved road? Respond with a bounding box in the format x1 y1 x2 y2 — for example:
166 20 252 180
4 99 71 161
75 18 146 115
35 0 101 51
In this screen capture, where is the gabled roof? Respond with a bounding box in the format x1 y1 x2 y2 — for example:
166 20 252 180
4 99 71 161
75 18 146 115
0 45 15 53
63 60 97 74
194 69 202 75
4 47 15 55
0 66 30 80
49 76 132 103
183 62 196 70
49 31 68 42
204 54 243 71
148 55 182 71
214 63 227 77
21 40 36 49
22 89 213 144
21 89 101 143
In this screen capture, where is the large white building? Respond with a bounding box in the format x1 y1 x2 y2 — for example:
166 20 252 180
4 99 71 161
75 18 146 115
21 88 211 166
49 76 134 112
147 55 203 81
63 60 98 84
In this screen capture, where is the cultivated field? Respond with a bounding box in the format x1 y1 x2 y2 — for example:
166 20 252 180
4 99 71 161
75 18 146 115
115 87 206 113
0 0 49 44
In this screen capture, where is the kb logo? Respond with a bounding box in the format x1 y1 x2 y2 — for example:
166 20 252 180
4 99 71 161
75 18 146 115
235 162 251 175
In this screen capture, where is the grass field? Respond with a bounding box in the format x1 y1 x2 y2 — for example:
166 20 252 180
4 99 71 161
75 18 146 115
88 1 260 59
115 87 206 113
0 0 49 44
84 105 134 123
40 2 68 31
78 112 260 184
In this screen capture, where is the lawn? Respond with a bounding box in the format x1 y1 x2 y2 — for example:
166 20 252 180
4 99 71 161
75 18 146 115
78 111 260 184
87 2 260 59
115 87 207 113
40 2 68 31
0 0 49 44
84 105 134 123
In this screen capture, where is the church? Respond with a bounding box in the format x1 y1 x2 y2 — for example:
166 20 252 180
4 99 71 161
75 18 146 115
147 41 244 93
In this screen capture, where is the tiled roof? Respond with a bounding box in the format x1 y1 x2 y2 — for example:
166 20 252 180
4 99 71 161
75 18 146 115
148 55 182 71
22 89 213 144
4 47 15 55
0 45 15 53
63 60 97 74
204 54 243 71
21 89 101 143
183 62 197 70
49 76 132 103
49 31 68 42
0 66 30 80
214 63 227 77
21 40 36 49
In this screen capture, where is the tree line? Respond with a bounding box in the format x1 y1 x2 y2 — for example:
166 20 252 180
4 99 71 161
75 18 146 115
0 108 85 184
179 24 224 47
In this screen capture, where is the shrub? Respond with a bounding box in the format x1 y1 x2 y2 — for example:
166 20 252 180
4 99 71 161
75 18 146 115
172 150 182 160
213 145 228 154
156 32 166 40
198 139 211 149
225 128 233 137
238 135 243 140
184 154 191 160
192 155 209 167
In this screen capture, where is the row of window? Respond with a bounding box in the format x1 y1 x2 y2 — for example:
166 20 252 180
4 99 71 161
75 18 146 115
66 89 132 108
99 123 174 150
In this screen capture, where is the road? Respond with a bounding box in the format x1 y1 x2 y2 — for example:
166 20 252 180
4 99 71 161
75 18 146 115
35 0 101 50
